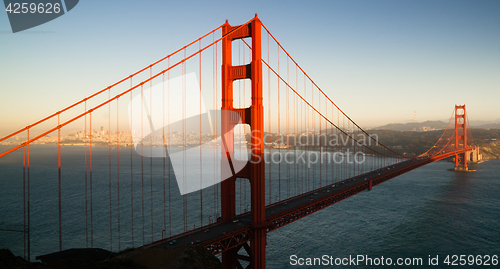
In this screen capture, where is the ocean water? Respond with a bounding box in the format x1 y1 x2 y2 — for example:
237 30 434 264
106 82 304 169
0 144 499 268
266 160 500 268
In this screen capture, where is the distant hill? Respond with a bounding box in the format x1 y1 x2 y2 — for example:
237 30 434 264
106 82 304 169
374 120 447 131
374 120 500 131
474 123 500 129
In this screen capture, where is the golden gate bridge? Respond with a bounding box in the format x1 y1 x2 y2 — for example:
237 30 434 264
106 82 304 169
0 15 479 269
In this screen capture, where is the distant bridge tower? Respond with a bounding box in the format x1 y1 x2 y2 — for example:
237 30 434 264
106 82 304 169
454 105 468 171
221 15 266 268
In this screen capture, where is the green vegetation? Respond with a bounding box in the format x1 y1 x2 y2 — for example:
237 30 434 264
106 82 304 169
369 129 500 159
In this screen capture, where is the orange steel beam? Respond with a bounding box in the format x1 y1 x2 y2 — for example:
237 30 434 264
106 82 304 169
221 14 266 269
454 105 467 169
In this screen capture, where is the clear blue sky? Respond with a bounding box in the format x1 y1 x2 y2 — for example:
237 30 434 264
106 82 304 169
1 0 499 136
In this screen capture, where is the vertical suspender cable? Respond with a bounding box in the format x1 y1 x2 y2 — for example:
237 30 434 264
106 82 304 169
84 102 88 248
215 42 219 218
241 41 244 213
324 97 327 185
331 101 333 184
301 73 304 193
293 65 299 195
183 48 187 233
168 58 171 237
342 113 345 180
108 89 112 251
27 129 30 261
117 97 121 250
58 114 62 251
267 33 271 205
286 56 290 198
130 78 134 247
318 89 321 188
246 41 250 210
199 40 203 230
354 126 357 176
150 67 153 242
304 74 307 192
212 34 217 221
239 41 242 214
89 113 93 248
277 46 280 202
311 83 315 189
23 147 26 259
141 84 145 245
163 73 166 238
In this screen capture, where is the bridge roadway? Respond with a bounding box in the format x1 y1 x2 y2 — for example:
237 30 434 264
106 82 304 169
143 156 437 254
